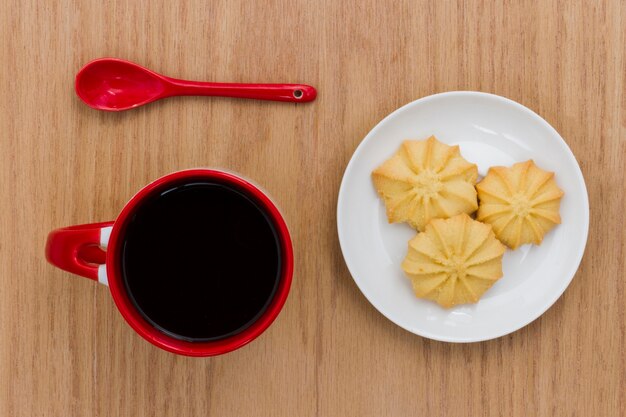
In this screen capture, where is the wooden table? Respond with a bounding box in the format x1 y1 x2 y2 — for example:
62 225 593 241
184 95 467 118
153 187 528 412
1 1 624 416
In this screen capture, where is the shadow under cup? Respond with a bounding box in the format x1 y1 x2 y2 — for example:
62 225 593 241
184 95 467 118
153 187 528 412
117 175 286 343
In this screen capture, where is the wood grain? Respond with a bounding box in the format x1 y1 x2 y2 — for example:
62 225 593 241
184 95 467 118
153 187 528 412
1 0 624 416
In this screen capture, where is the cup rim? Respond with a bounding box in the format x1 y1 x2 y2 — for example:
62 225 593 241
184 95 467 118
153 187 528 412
106 169 293 356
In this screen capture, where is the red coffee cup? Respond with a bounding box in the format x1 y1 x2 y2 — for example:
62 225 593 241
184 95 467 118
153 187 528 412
45 169 293 356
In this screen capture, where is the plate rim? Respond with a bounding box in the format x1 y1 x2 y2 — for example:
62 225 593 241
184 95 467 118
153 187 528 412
336 90 590 343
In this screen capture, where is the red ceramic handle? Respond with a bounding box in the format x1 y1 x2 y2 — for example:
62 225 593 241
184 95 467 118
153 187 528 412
163 78 317 103
45 222 114 280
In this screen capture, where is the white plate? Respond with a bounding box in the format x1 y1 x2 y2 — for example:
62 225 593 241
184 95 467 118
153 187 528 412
337 91 589 342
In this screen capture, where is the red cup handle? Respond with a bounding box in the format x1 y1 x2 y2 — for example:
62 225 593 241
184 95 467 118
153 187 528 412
45 222 114 281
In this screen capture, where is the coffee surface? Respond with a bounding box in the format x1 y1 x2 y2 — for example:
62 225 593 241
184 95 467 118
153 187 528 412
121 181 281 341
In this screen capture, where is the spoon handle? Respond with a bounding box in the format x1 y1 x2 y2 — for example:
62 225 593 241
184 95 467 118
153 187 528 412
164 78 317 103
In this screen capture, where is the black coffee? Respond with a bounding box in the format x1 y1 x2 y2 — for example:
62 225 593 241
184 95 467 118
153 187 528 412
121 180 281 341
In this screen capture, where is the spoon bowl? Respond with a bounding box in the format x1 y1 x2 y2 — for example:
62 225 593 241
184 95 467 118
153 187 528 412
75 58 317 111
76 59 168 111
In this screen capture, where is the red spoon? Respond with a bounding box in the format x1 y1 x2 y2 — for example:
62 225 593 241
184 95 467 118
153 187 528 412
75 58 317 111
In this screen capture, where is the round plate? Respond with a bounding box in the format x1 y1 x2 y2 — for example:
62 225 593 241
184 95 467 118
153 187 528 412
337 91 589 342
